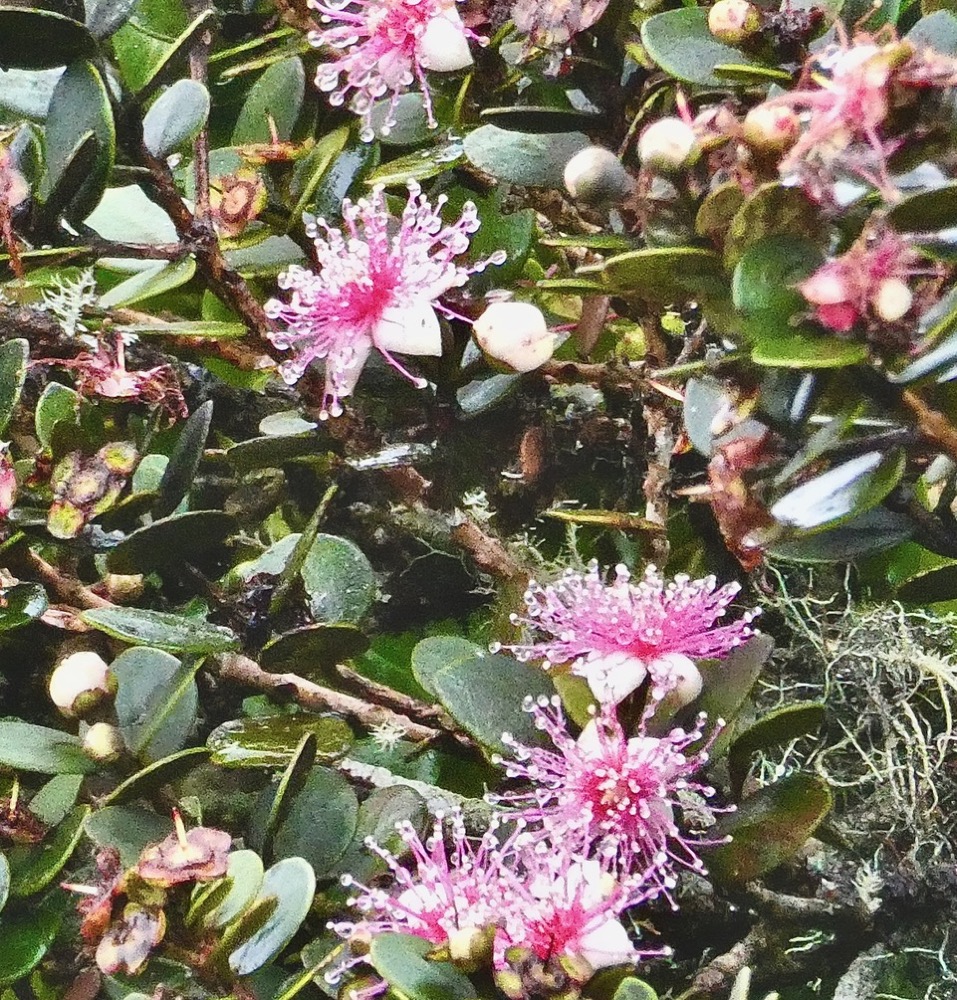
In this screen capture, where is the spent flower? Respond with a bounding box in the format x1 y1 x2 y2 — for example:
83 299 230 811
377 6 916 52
311 0 477 141
265 182 504 418
512 0 612 53
502 561 759 705
491 697 723 894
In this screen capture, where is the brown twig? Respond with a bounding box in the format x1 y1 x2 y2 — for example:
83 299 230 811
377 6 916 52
449 518 525 581
642 395 675 566
540 358 646 391
186 0 213 227
901 388 957 464
688 924 768 997
334 663 454 728
23 551 113 610
211 652 458 745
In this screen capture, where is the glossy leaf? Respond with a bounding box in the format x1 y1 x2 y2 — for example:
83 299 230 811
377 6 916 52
463 125 588 187
301 533 376 625
232 57 305 145
369 932 477 1000
260 624 370 676
84 805 173 867
0 338 28 436
0 8 95 70
0 895 64 987
82 607 240 654
85 0 137 38
601 247 725 303
106 510 235 574
207 714 353 768
35 382 81 450
101 747 210 806
0 583 48 632
0 723 94 775
143 79 211 157
411 635 485 696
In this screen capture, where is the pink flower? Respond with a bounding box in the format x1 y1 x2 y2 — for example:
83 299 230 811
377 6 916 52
0 446 15 518
311 0 478 141
511 0 612 51
265 182 505 418
330 811 519 952
491 697 723 894
798 229 922 335
493 853 667 981
501 561 759 705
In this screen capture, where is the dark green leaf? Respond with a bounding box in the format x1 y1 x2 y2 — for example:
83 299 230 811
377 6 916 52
480 105 603 133
0 338 28 436
411 635 485 697
0 7 95 70
107 511 235 574
85 0 137 39
601 247 725 303
707 774 832 884
82 606 239 654
0 722 94 775
260 734 317 862
232 57 305 145
207 714 353 768
641 9 758 87
101 747 210 806
35 382 81 450
0 583 48 632
260 625 370 677
728 703 826 799
369 933 477 1000
84 805 173 867
0 894 64 987
769 506 914 562
463 125 588 187
301 533 376 625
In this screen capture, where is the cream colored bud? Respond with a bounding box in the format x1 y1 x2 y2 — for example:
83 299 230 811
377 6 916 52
708 0 761 44
563 147 634 206
472 302 555 373
49 651 115 718
637 117 699 174
742 104 800 156
102 573 145 603
83 723 125 764
873 277 913 322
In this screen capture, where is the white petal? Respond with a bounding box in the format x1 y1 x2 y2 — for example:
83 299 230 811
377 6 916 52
472 301 554 373
577 650 648 706
373 300 442 356
419 13 474 72
649 652 703 706
576 917 635 971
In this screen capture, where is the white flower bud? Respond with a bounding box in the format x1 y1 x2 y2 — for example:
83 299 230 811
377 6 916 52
637 117 699 174
472 302 555 373
83 723 125 764
742 104 800 156
49 651 116 718
418 12 474 72
708 0 761 44
873 277 913 322
563 147 634 206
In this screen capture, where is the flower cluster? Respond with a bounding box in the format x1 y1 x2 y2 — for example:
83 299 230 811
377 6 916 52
751 31 957 200
333 562 757 991
310 0 478 141
265 182 504 418
798 228 933 345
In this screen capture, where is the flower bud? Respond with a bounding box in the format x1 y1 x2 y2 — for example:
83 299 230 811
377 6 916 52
708 0 761 44
472 302 555 373
742 104 800 156
563 147 634 206
873 277 913 322
49 651 116 718
102 573 145 604
637 117 699 174
83 723 125 764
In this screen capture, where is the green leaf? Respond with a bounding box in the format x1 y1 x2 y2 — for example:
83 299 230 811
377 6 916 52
106 510 236 574
365 141 464 187
42 60 114 224
369 932 477 1000
115 319 247 338
463 125 589 187
81 606 239 654
84 804 173 867
0 894 64 987
0 338 28 436
612 978 659 1000
260 625 370 677
732 235 819 319
907 10 957 55
28 774 83 827
112 8 215 96
154 399 214 519
768 506 914 562
101 746 210 806
770 449 907 533
35 382 81 450
226 433 330 473
0 7 95 70
143 79 211 157
8 804 90 897
411 636 485 697
0 854 8 916
260 734 318 863
728 703 826 799
207 714 353 768
97 258 197 309
707 774 832 884
428 652 555 755
85 0 137 39
269 766 359 876
481 105 603 133
0 583 48 633
601 247 725 303
191 848 264 930
232 57 305 145
0 723 94 775
85 183 177 244
112 647 199 763
228 857 317 976
723 183 825 270
641 8 759 87
300 534 376 625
